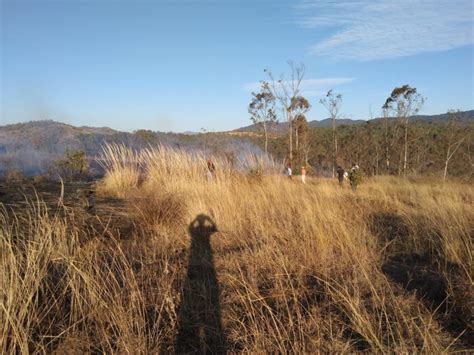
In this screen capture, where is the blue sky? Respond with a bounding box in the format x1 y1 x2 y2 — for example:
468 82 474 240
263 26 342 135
1 0 473 132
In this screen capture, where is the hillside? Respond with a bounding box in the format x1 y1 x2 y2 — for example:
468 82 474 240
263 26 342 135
1 110 473 179
236 110 474 133
0 120 261 175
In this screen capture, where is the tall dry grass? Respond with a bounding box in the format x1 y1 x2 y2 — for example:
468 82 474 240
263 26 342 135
0 197 149 353
1 144 472 353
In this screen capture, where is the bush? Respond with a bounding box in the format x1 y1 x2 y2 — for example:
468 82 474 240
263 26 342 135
54 150 89 181
247 167 264 183
4 170 25 183
131 191 187 232
32 173 49 185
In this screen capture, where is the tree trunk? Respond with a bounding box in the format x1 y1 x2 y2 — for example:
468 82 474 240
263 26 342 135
403 118 408 175
263 121 268 155
398 148 403 176
288 119 293 165
443 160 449 182
386 145 391 173
332 116 336 178
295 127 299 152
443 146 451 182
384 120 390 173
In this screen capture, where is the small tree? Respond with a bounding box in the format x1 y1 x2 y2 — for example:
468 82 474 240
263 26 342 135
442 110 468 181
383 85 424 175
320 90 342 178
134 129 157 144
248 81 278 155
294 113 311 167
54 149 89 181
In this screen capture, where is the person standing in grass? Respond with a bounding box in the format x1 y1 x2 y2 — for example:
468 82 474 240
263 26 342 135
336 166 345 186
207 159 216 181
348 163 361 191
286 165 292 180
301 166 306 184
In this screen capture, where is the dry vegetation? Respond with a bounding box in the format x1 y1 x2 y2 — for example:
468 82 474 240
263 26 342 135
1 143 472 353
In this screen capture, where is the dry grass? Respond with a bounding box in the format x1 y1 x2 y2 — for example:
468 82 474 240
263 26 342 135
1 144 472 353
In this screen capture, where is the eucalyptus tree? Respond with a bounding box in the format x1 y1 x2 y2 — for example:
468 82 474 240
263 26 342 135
294 113 311 166
264 61 308 166
382 85 424 175
442 110 469 181
320 90 342 178
248 81 278 155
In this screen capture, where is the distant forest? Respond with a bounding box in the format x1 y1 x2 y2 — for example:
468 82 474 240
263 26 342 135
245 64 473 181
0 110 473 181
251 112 473 180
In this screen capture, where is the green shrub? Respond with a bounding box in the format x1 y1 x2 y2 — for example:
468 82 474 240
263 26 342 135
54 150 89 181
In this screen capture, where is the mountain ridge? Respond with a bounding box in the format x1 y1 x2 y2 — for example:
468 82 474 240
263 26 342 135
236 110 474 133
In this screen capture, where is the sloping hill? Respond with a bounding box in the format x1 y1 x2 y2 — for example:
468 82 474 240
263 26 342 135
1 109 472 176
0 120 262 175
236 110 474 133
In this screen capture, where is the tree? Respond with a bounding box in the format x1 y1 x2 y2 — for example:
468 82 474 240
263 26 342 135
383 85 424 175
294 113 311 167
442 110 468 181
381 104 401 174
290 96 311 152
366 108 385 176
320 90 342 178
265 61 308 166
134 129 157 144
54 149 89 181
248 81 278 155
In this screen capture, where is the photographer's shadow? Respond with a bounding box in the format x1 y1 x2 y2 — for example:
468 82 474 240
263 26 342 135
175 214 226 354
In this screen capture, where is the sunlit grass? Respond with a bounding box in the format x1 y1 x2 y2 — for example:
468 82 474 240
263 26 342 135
1 144 472 353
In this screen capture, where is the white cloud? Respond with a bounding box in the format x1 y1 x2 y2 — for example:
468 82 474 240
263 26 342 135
243 77 355 97
297 0 474 61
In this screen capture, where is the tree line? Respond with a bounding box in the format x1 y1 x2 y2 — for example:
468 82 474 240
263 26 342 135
249 62 473 181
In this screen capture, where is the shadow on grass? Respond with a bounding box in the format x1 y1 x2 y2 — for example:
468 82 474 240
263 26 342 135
369 213 472 346
175 214 226 354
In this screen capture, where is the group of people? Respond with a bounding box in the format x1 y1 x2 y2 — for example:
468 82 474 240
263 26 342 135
338 164 361 190
285 165 307 183
286 163 362 190
207 157 361 190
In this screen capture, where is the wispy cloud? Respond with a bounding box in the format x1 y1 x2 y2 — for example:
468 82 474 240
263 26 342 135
297 0 474 61
243 77 355 97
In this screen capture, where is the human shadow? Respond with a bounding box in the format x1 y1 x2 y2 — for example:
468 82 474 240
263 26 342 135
175 214 226 354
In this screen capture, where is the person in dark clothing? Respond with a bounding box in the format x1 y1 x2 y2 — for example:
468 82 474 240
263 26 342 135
207 159 216 181
348 163 361 191
207 159 216 174
336 166 345 186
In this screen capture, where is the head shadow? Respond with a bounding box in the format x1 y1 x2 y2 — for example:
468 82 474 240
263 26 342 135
175 214 226 354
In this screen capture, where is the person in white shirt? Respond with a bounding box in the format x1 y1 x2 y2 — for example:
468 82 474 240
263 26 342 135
301 166 306 183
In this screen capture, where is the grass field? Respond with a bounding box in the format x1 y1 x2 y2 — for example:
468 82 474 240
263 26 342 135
1 144 472 353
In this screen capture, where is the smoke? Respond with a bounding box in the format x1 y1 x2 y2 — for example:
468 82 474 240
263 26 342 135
1 88 73 125
0 115 278 178
0 149 55 175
